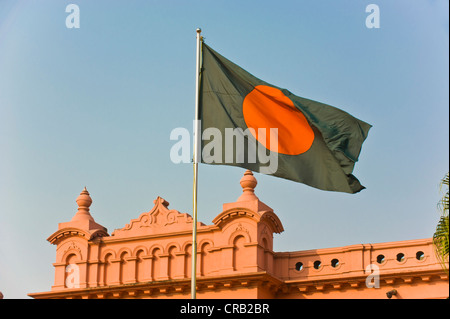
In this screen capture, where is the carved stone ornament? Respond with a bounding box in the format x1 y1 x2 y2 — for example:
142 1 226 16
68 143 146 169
61 241 82 259
111 197 197 237
235 223 250 234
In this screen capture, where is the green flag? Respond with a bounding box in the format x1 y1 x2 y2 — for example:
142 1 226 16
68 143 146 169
199 42 371 194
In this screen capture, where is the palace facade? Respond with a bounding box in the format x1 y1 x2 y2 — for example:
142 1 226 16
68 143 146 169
28 171 448 299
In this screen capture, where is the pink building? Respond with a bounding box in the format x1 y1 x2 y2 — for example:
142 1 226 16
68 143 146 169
28 171 448 299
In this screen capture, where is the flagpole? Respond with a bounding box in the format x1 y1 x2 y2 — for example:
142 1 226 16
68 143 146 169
191 27 202 299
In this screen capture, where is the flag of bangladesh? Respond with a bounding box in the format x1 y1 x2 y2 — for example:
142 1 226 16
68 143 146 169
198 42 371 194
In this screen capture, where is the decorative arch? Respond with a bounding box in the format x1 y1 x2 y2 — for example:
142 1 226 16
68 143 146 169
102 252 114 286
259 211 284 234
64 253 80 289
59 240 84 263
135 249 146 283
151 246 163 280
118 250 131 284
149 244 164 255
200 241 214 276
65 253 78 264
184 243 192 278
48 227 108 246
167 245 178 279
259 224 273 251
100 249 117 262
198 239 214 250
212 207 284 235
232 235 247 271
117 247 133 259
181 241 193 253
165 242 181 254
228 224 252 246
213 208 259 229
132 246 148 257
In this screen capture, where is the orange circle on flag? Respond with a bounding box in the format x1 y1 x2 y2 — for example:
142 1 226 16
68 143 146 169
243 85 314 155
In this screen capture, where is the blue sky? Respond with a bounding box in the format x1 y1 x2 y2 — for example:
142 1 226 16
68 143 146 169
0 0 448 298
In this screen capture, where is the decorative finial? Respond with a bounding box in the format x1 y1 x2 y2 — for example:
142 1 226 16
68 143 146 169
71 187 94 222
196 28 202 33
237 170 258 201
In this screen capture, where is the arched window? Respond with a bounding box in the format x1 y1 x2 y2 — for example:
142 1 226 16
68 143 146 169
201 243 212 276
151 248 161 281
119 251 129 284
233 235 246 271
168 246 177 279
103 253 113 286
136 250 145 283
65 254 80 288
184 244 192 278
262 238 269 271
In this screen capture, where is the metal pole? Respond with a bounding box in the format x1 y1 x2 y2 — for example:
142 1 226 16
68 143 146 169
191 27 202 299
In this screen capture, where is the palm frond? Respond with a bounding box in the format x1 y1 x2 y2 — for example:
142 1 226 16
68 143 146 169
434 173 449 271
433 215 449 269
438 173 449 215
